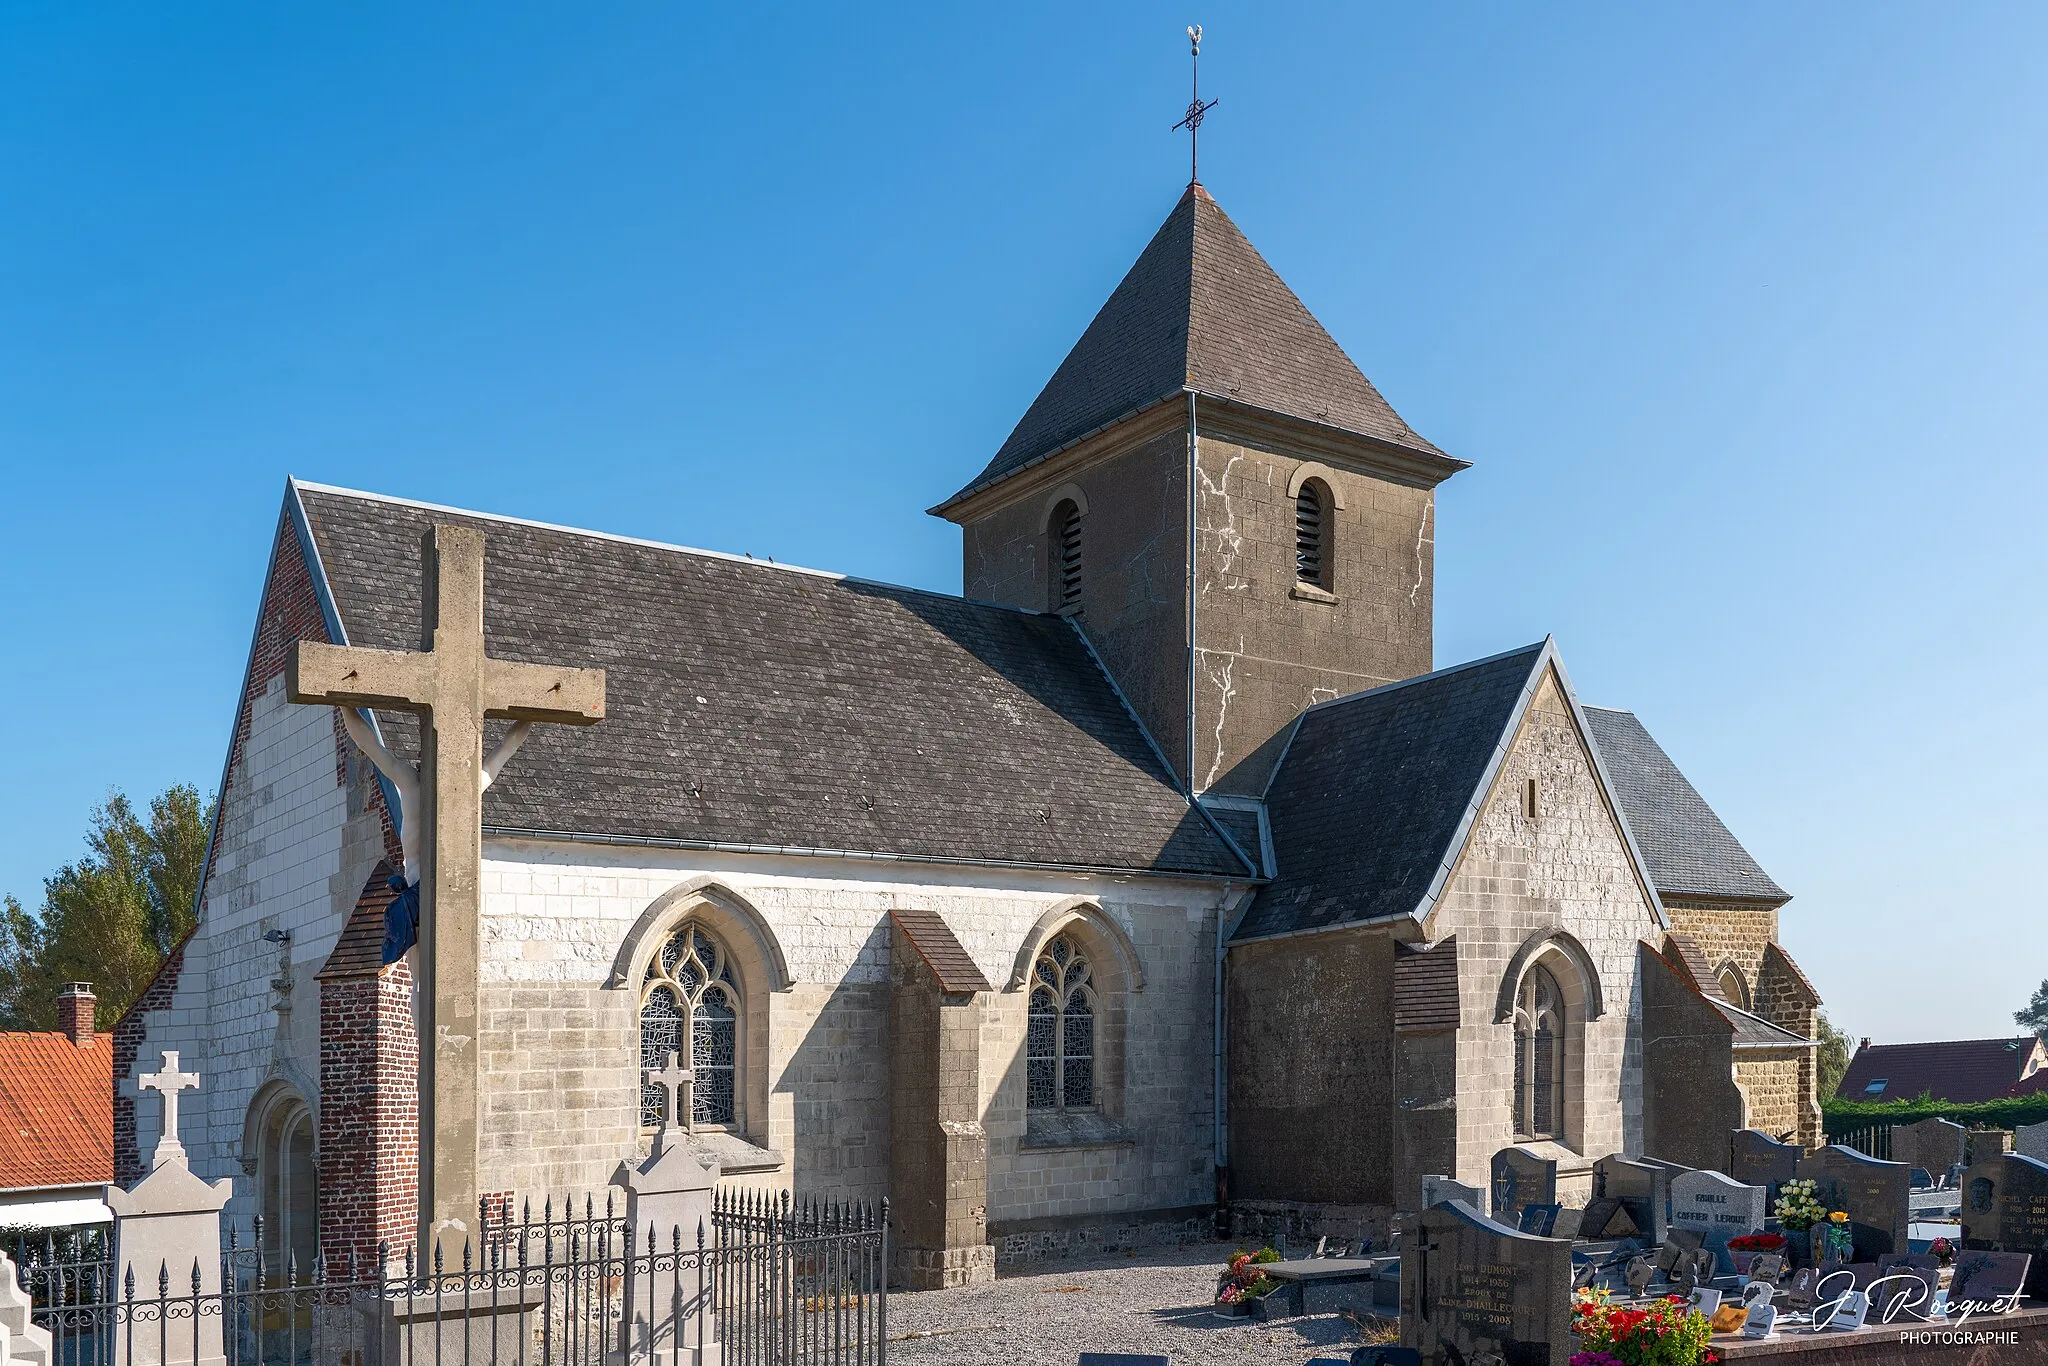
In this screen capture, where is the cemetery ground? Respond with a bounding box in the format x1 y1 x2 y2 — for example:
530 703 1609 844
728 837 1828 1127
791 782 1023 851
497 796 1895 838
888 1242 1387 1365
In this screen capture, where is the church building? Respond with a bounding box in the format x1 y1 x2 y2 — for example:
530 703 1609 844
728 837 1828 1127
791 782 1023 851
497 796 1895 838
115 180 1823 1287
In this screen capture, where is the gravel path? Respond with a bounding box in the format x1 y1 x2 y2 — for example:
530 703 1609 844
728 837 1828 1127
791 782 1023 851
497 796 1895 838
887 1243 1389 1365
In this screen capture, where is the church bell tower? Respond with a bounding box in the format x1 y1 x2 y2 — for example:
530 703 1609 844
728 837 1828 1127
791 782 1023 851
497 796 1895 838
930 183 1468 796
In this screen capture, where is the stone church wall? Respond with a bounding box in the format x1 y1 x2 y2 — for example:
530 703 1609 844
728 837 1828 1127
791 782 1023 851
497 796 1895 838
1428 669 1655 1192
1225 929 1397 1207
476 843 1228 1225
117 515 395 1230
1734 1050 1809 1144
1189 421 1436 797
1662 901 1777 1009
960 418 1193 789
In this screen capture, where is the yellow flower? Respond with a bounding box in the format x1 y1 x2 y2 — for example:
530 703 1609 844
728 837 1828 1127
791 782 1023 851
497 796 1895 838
1830 1211 1849 1223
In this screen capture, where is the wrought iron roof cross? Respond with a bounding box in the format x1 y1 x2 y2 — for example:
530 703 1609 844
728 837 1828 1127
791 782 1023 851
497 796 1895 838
1172 24 1218 185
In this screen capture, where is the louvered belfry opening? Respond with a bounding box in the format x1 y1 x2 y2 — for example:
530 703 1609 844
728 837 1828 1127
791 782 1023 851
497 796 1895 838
1050 500 1083 611
1294 481 1328 588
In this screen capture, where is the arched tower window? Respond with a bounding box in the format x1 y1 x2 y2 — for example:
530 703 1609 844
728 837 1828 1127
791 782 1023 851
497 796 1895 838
1512 964 1566 1141
1295 480 1331 589
1048 500 1083 612
640 925 741 1128
1026 933 1096 1111
1718 964 1751 1011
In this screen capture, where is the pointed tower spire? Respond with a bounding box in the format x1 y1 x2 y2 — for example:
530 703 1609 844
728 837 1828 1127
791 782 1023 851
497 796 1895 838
934 185 1461 512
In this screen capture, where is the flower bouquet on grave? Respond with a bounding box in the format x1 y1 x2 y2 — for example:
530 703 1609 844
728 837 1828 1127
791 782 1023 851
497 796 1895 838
1930 1236 1958 1268
1771 1179 1825 1232
1213 1247 1281 1312
1571 1287 1721 1366
1725 1234 1786 1254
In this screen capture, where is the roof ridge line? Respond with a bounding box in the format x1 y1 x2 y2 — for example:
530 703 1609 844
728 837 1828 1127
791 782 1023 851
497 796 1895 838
288 477 1052 621
1298 640 1550 717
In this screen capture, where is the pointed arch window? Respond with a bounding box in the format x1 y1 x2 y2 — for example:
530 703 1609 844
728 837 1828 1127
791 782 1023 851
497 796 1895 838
1512 963 1566 1141
1718 964 1751 1011
640 925 740 1128
1294 480 1331 590
1049 500 1083 612
1026 934 1095 1111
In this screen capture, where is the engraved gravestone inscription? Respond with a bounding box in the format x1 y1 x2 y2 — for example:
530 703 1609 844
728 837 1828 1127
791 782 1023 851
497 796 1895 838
1401 1200 1573 1366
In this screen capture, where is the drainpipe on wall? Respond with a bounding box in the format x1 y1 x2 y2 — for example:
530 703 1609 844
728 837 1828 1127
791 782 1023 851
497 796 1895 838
1214 883 1254 1233
1185 389 1199 792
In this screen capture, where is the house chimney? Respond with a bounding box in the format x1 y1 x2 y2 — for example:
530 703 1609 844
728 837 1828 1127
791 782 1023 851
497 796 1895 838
57 983 95 1046
1859 1037 1871 1053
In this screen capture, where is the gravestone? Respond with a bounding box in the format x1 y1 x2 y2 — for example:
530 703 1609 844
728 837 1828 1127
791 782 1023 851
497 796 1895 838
1400 1200 1573 1366
1967 1129 2016 1166
1894 1117 1967 1179
1949 1249 2032 1309
1795 1145 1912 1261
1866 1262 1941 1322
1592 1155 1670 1243
1490 1147 1557 1227
1958 1151 2048 1301
1421 1175 1486 1211
1517 1204 1562 1238
1572 1197 1635 1240
2016 1121 2048 1164
1668 1170 1765 1272
1730 1129 1801 1200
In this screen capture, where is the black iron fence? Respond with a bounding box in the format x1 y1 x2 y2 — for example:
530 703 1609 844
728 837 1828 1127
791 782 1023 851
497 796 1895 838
13 1189 887 1366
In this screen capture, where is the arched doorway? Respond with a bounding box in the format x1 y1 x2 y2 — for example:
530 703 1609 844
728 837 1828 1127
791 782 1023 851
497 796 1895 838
246 1086 317 1277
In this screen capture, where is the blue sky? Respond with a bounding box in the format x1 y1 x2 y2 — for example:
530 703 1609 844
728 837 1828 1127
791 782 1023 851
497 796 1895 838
2 4 2042 1044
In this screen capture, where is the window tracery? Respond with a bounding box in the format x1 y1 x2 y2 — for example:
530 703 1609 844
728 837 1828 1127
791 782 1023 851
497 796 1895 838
1026 934 1095 1111
1512 962 1566 1140
640 924 740 1128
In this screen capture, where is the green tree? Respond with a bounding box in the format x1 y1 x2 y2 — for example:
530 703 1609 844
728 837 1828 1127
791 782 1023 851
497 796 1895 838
2016 981 2048 1044
0 786 213 1032
1815 1009 1854 1099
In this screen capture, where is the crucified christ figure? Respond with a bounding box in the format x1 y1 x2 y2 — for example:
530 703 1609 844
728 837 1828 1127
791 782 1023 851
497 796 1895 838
340 708 533 957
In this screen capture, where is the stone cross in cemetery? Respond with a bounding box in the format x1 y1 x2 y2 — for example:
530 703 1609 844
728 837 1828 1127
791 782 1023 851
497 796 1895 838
649 1052 694 1137
138 1051 200 1170
1797 1144 1913 1262
289 524 606 1251
1401 1200 1573 1366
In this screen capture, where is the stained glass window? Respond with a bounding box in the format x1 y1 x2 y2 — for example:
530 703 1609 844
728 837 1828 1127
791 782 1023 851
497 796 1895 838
640 924 740 1128
1026 933 1096 1112
1513 963 1566 1141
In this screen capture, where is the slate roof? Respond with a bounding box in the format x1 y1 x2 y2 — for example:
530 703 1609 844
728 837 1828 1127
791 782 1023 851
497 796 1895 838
0 1033 112 1191
1234 643 1550 941
888 908 994 995
938 184 1455 510
1582 707 1788 905
1838 1037 2048 1104
317 861 398 980
1715 1000 1815 1049
292 483 1247 878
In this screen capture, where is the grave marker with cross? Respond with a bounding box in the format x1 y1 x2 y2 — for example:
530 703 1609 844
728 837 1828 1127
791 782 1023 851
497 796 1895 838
648 1052 694 1135
288 524 605 1252
139 1050 200 1170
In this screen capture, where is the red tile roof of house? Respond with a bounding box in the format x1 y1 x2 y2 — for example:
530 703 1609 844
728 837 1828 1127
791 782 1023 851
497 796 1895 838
1837 1036 2048 1104
0 1032 113 1190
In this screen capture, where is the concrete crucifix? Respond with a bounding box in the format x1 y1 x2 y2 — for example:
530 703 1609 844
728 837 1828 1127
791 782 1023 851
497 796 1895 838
287 524 605 1254
648 1052 694 1136
139 1050 200 1170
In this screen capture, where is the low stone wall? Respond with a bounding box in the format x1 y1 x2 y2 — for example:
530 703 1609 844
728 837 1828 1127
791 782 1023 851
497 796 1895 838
988 1205 1217 1267
1223 1199 1398 1256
